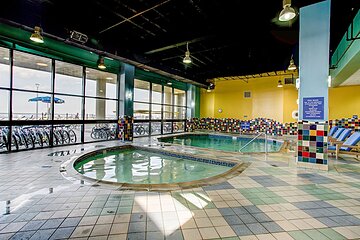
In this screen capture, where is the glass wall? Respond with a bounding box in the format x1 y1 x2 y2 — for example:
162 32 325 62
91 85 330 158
133 79 187 137
85 69 118 120
0 47 120 152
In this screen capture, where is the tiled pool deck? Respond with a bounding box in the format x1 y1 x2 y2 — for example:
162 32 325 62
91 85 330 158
0 137 360 240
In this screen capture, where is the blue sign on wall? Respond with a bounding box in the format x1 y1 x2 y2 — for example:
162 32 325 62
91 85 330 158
241 122 250 130
303 97 324 120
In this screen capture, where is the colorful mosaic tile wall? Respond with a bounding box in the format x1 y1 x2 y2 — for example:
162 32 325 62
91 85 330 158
297 121 328 165
329 118 360 132
186 118 298 136
118 116 133 141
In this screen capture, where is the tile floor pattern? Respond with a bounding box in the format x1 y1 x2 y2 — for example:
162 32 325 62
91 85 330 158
0 139 360 240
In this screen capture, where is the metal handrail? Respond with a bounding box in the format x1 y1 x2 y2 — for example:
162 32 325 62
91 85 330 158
239 132 268 154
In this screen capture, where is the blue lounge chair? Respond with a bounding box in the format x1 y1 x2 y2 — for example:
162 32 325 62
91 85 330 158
329 126 338 136
329 128 351 144
329 132 360 159
330 128 345 140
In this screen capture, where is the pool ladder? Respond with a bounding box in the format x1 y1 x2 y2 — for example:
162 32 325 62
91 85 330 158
239 132 268 154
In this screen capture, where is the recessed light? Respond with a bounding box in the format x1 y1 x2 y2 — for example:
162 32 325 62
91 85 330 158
85 70 90 73
106 77 113 80
3 57 9 61
167 82 172 85
36 62 48 67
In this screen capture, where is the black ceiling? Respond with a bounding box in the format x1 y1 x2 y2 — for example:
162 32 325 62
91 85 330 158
0 0 359 84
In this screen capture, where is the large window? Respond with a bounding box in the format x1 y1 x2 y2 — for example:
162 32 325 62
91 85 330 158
85 69 118 120
133 79 187 137
0 47 10 88
1 48 120 152
13 51 52 92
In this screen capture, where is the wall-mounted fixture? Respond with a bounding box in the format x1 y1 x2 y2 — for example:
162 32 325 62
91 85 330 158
288 54 297 70
277 80 283 88
207 82 215 92
183 42 192 64
70 30 88 44
279 0 296 22
97 56 106 69
30 26 44 43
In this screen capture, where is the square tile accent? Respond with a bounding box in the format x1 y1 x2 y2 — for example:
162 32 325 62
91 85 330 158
297 121 328 165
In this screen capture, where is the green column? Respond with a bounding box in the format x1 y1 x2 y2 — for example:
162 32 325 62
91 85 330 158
119 63 135 117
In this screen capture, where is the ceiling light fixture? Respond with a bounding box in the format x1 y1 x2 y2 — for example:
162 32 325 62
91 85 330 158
288 54 297 71
183 42 192 64
279 0 296 22
206 86 212 93
97 56 106 69
277 80 283 88
30 26 44 43
167 81 172 86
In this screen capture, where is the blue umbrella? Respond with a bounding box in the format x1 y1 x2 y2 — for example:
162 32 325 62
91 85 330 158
28 96 65 104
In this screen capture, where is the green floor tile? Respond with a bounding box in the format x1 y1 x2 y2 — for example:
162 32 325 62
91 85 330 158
318 228 346 240
248 198 265 205
297 185 348 200
289 231 313 240
303 229 331 240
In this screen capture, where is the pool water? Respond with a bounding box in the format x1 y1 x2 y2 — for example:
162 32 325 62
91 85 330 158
159 134 282 153
74 148 231 184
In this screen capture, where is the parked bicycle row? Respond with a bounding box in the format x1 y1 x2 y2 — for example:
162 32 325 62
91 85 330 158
134 122 184 136
0 125 77 151
90 124 117 140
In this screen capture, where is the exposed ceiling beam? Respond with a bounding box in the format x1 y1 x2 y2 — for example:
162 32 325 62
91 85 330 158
99 0 172 34
144 36 210 54
95 1 156 36
120 2 167 33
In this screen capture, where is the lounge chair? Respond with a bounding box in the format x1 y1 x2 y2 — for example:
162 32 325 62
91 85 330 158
329 126 338 136
329 128 351 144
328 131 360 159
328 127 345 142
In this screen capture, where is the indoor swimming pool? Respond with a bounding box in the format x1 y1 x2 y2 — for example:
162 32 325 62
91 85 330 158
158 134 283 153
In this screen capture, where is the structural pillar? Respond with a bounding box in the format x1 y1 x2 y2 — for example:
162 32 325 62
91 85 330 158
119 63 135 117
297 0 330 170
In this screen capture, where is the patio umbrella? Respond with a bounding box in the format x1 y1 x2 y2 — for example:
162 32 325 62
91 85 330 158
28 96 65 120
28 96 65 104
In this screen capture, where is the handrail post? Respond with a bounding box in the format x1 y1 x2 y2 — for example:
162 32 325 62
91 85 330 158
265 133 268 155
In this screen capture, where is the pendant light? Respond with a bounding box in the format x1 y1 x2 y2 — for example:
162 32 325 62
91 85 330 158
288 54 297 71
183 42 192 64
277 80 283 88
279 0 296 22
30 26 44 43
97 56 106 69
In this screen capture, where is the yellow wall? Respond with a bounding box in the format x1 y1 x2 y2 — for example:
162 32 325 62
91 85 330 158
200 77 360 122
200 89 215 118
283 86 299 123
329 86 360 119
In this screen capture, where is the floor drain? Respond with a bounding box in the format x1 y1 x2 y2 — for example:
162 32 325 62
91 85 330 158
41 165 52 168
270 164 278 167
107 210 115 214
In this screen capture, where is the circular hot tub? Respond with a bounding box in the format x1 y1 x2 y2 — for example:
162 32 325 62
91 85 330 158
68 145 248 191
